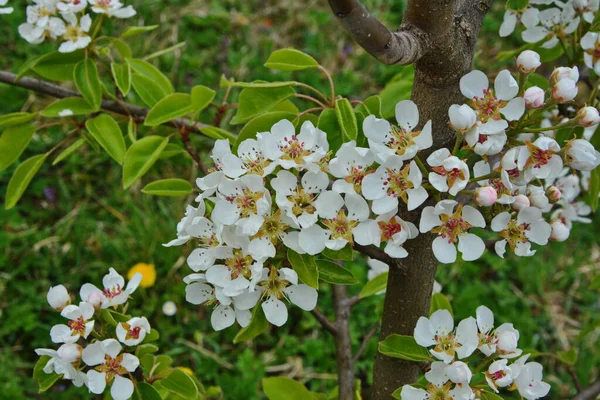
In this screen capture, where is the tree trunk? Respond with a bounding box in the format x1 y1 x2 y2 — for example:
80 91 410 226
327 1 492 398
333 285 355 400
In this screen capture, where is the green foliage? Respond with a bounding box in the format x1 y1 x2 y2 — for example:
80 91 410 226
85 114 127 165
429 293 453 317
234 111 296 152
287 249 319 289
41 98 96 117
73 60 102 110
334 98 358 141
33 356 62 393
359 271 388 299
264 49 319 71
322 245 354 261
145 93 195 126
378 334 432 362
0 112 35 128
230 86 295 125
142 179 193 197
121 25 160 39
317 260 359 285
111 62 132 96
0 123 36 171
31 50 85 81
159 369 199 399
5 154 46 210
234 305 269 343
191 85 216 113
262 377 315 400
122 136 169 188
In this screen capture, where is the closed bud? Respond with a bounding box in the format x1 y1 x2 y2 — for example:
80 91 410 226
550 221 570 242
546 185 562 203
47 285 70 311
516 50 541 74
449 104 477 131
57 343 82 363
553 79 578 103
446 361 473 384
512 194 530 211
523 86 545 109
551 66 579 85
86 291 104 309
528 190 550 210
577 106 600 127
566 139 600 171
497 329 519 353
475 186 498 207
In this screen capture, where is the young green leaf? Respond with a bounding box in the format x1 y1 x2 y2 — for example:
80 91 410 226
287 249 319 289
127 58 174 96
127 118 136 142
142 179 192 197
317 260 358 285
191 85 216 113
234 111 296 152
133 382 163 400
557 348 578 365
122 136 169 188
359 272 388 299
199 126 235 141
263 377 313 400
0 112 36 128
159 143 186 159
0 123 36 171
41 97 96 117
378 334 432 362
86 114 127 164
131 74 168 107
264 49 319 71
111 38 132 59
429 293 454 317
355 95 383 118
32 50 85 81
234 304 269 343
121 25 160 39
318 108 342 153
5 154 47 210
335 98 358 142
74 59 102 109
143 329 160 343
160 369 198 400
52 138 86 165
111 62 132 96
33 356 62 392
229 81 298 88
321 244 354 261
145 93 194 126
230 86 295 125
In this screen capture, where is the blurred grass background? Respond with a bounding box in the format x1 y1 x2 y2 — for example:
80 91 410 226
0 0 599 398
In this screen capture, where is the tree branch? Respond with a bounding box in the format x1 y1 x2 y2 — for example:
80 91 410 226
311 308 338 336
573 380 600 400
332 284 355 400
353 243 396 267
352 322 379 364
0 70 210 132
326 0 428 65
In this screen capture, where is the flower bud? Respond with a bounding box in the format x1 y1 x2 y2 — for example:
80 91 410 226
475 186 498 207
57 343 82 363
446 361 473 384
566 139 600 171
551 66 579 85
523 86 545 109
516 50 541 74
47 285 70 311
86 291 104 309
550 221 570 242
553 79 578 103
528 190 549 210
577 106 600 127
497 329 519 353
546 185 562 203
512 194 530 211
449 104 477 131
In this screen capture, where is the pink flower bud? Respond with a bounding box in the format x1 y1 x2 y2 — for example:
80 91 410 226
516 50 541 73
523 86 545 109
550 221 570 242
57 343 82 363
552 79 578 103
87 291 104 309
475 186 498 207
512 194 530 211
47 285 70 311
551 66 579 85
577 106 600 127
546 186 562 203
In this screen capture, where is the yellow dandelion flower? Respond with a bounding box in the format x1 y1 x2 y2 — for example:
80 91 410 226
127 263 156 288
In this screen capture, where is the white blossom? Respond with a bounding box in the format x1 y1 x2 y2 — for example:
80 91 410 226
79 268 142 309
427 149 470 196
491 207 551 258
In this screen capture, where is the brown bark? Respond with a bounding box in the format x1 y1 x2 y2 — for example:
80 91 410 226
332 285 355 400
327 1 492 398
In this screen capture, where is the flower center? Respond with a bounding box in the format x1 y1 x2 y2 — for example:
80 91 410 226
382 164 413 203
68 316 86 336
526 142 554 168
385 126 417 155
471 89 506 122
97 355 127 383
241 147 271 176
103 284 123 299
287 188 316 217
322 209 359 243
279 135 311 165
344 165 372 193
378 219 402 242
499 219 529 250
434 333 460 357
491 370 507 381
431 206 471 243
199 233 220 248
428 382 454 400
260 267 289 299
431 166 466 189
230 188 264 218
64 24 86 41
225 250 254 279
254 210 289 244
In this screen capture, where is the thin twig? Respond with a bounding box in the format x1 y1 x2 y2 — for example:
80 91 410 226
353 243 396 266
352 322 379 364
311 308 338 336
294 93 328 109
572 380 600 400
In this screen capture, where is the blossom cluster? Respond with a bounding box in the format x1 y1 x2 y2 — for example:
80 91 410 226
17 0 136 53
401 306 551 400
35 268 149 400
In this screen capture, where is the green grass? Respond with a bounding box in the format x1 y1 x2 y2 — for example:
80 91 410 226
0 0 599 399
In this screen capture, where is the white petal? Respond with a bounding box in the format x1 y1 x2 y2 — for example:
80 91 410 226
262 297 288 327
413 120 433 150
371 195 398 215
315 191 344 219
284 284 318 311
395 100 419 131
457 233 486 261
185 282 214 305
462 205 485 228
111 375 134 400
82 342 105 366
491 212 511 232
500 97 525 121
419 207 441 233
430 309 454 336
432 236 457 264
86 370 107 394
345 193 370 221
121 354 139 372
414 317 436 347
211 305 235 331
494 70 519 100
460 70 489 99
476 305 494 333
299 225 329 255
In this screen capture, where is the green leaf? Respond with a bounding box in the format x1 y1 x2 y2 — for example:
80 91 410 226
480 391 506 400
392 387 403 399
122 136 169 188
592 11 600 32
145 93 194 126
322 244 353 261
127 58 174 96
131 74 167 107
271 99 299 113
86 114 127 164
160 368 198 399
5 154 47 210
32 50 85 81
74 59 102 109
230 86 295 125
0 112 36 128
264 49 319 71
229 81 298 88
111 38 132 59
191 85 216 113
121 25 160 39
143 329 160 343
536 43 564 63
507 0 529 10
380 69 414 119
199 126 235 140
16 55 44 81
378 334 431 362
128 118 137 142
335 98 358 142
359 272 388 299
135 343 159 359
317 108 342 153
41 97 96 117
355 95 383 118
0 124 36 171
429 293 453 317
111 62 132 96
159 143 186 159
557 348 578 365
53 138 86 165
33 356 62 393
234 111 296 152
142 179 192 197
234 304 269 343
100 309 118 326
287 249 319 289
317 260 358 285
144 41 187 62
134 382 163 400
263 377 313 400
